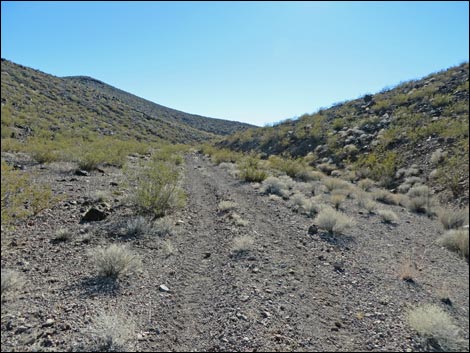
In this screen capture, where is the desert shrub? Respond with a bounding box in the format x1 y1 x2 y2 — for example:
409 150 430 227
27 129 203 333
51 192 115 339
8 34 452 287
1 161 57 226
218 201 238 212
372 190 399 205
153 217 175 237
323 177 351 192
331 193 346 210
315 208 355 235
231 235 254 255
230 213 249 227
238 157 268 182
267 155 307 179
210 148 242 165
407 185 431 199
260 176 290 197
85 311 136 352
397 183 412 194
316 163 336 175
124 216 151 238
290 193 318 217
437 207 469 230
407 196 434 214
407 304 464 352
377 209 399 224
431 148 448 165
356 192 378 214
438 229 469 260
239 167 267 182
128 160 185 218
354 151 398 187
1 270 23 301
53 228 72 242
91 244 141 279
358 178 375 191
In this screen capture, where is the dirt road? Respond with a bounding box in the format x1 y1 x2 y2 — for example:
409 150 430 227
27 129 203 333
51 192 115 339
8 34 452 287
1 152 468 352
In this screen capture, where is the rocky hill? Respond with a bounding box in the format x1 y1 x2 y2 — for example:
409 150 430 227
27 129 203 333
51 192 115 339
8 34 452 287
220 63 469 205
1 59 252 144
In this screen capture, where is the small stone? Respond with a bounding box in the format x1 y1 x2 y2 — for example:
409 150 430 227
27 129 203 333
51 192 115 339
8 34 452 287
159 284 170 292
15 325 29 334
236 313 248 321
261 311 271 318
42 319 55 327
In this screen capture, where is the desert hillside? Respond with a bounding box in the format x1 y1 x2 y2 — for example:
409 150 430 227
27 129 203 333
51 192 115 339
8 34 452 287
1 61 469 352
219 63 469 206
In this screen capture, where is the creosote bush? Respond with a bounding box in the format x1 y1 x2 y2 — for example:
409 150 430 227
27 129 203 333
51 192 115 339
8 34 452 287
128 159 185 218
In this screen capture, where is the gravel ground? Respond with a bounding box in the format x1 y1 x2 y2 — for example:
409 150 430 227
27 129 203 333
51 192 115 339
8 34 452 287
1 152 468 352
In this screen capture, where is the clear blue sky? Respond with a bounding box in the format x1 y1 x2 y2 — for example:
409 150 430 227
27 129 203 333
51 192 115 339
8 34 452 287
2 1 469 126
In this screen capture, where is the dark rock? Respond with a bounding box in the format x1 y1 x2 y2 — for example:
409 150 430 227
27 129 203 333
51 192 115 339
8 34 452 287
110 181 118 186
74 169 89 176
440 297 452 306
308 225 318 235
80 207 107 223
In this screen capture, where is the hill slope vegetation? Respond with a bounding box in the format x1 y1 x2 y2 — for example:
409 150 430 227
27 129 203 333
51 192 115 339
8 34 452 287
220 63 469 205
1 59 252 144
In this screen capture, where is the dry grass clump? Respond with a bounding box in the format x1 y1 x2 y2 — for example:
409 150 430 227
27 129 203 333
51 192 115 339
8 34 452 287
438 229 469 260
162 239 176 257
322 177 351 192
314 208 355 235
218 200 238 212
298 170 324 181
407 184 431 199
292 182 315 195
85 311 136 352
290 193 319 217
372 189 399 205
231 235 255 255
357 178 375 191
124 216 151 238
1 269 23 301
407 304 464 352
430 148 448 165
407 196 435 215
91 244 141 280
230 213 249 227
316 163 336 175
377 209 399 224
399 259 418 283
260 176 291 198
153 217 175 237
437 207 469 230
53 227 72 242
331 193 346 210
219 162 239 178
